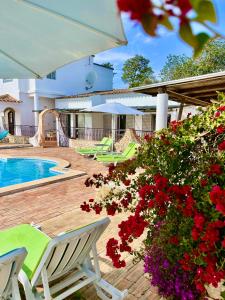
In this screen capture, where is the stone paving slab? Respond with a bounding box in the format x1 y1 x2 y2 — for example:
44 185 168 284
0 147 161 300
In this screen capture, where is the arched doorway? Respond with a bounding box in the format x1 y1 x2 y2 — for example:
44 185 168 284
4 108 15 135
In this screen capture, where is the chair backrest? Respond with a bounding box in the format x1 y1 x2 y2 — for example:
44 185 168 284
126 143 138 159
101 137 108 145
0 248 27 298
31 217 110 286
101 138 112 151
122 142 137 157
0 130 9 140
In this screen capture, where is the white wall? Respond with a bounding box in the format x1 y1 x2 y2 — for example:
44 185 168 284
31 56 113 97
92 113 103 128
0 79 20 98
55 97 92 110
93 64 113 91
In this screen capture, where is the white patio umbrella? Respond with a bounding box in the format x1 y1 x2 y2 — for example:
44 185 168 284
83 102 144 147
0 0 127 78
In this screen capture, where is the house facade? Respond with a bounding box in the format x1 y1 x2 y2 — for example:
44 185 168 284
55 90 180 141
0 55 185 143
0 56 113 135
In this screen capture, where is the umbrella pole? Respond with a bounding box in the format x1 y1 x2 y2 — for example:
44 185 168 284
111 114 116 151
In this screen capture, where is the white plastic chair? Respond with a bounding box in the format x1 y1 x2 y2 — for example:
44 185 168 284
19 217 127 300
0 247 27 300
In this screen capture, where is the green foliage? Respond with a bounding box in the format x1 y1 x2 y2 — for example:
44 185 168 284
121 55 154 87
101 62 113 69
160 54 198 81
160 40 225 81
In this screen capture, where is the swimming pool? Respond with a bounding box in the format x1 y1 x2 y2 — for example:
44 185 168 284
0 158 61 188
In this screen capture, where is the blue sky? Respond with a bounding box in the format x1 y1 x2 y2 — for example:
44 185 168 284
95 0 225 89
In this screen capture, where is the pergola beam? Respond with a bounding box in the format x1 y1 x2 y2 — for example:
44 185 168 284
167 90 208 106
181 86 225 96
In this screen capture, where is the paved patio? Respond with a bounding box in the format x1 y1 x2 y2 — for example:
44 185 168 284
0 147 160 300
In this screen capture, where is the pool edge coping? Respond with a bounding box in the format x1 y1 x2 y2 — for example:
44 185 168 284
0 155 87 196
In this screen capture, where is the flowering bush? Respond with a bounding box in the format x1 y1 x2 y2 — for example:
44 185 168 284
81 94 225 299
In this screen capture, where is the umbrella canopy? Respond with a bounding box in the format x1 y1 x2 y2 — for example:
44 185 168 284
0 0 127 78
83 102 144 149
83 102 144 115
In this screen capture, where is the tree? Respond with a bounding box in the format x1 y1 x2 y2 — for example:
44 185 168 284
160 54 198 81
122 55 154 87
160 40 225 81
196 40 225 74
102 62 113 69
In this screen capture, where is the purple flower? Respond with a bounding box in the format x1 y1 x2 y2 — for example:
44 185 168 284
144 247 200 300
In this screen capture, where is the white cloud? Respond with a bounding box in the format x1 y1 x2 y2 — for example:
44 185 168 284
157 26 175 37
94 51 133 64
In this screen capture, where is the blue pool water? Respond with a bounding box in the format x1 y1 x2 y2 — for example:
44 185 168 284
0 158 61 188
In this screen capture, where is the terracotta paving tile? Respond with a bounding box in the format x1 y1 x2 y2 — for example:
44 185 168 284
0 147 160 299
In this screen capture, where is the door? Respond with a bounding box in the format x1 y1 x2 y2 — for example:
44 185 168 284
66 114 71 138
117 115 126 139
8 110 15 135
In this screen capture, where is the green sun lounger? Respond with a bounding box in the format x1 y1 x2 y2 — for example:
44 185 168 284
76 137 112 156
0 219 127 300
96 142 138 164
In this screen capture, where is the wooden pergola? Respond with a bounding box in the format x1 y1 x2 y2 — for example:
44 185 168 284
132 71 225 107
132 71 225 130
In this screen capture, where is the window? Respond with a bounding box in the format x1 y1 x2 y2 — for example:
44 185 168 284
46 71 56 80
3 79 13 83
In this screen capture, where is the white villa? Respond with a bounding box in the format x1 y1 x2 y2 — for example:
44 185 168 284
0 55 184 144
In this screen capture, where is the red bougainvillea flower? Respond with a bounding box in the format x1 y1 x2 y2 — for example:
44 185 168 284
200 179 208 187
106 201 118 216
169 235 179 245
179 252 192 271
209 185 225 215
80 201 91 212
123 179 131 186
154 174 168 190
222 237 225 248
218 105 225 111
194 213 205 230
216 125 225 134
207 164 222 176
144 134 152 141
106 238 126 268
160 134 170 145
218 141 225 151
177 0 193 16
93 203 102 214
214 111 221 118
192 227 200 241
117 0 152 21
170 120 181 132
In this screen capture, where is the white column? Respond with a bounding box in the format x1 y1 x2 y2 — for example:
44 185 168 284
111 114 116 149
135 115 143 131
33 93 39 127
70 113 75 138
84 113 92 140
56 116 60 146
156 93 168 131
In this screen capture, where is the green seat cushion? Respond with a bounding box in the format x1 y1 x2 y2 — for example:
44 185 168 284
0 224 51 280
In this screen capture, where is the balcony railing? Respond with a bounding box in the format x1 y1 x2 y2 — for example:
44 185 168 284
7 125 153 142
62 127 153 141
5 125 38 137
